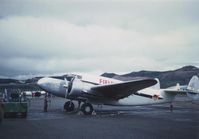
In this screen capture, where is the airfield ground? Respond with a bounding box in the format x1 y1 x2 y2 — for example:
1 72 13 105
0 96 198 139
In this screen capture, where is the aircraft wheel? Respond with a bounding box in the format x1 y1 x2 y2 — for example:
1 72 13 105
81 103 93 115
64 101 75 112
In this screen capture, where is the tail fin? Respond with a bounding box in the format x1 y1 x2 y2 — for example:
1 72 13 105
187 76 199 100
150 78 160 89
187 76 199 91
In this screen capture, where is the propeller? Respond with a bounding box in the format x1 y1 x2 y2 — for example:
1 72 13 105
64 74 82 97
63 74 76 98
64 78 68 99
67 76 76 94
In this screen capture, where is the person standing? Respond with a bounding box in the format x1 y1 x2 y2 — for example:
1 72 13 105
43 93 48 112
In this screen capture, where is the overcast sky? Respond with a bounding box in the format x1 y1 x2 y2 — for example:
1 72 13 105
0 0 199 78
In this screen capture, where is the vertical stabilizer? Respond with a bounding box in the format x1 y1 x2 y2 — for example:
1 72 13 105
187 76 199 100
187 76 199 91
175 83 180 91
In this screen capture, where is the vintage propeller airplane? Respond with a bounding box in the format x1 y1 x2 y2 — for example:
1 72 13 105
37 74 199 115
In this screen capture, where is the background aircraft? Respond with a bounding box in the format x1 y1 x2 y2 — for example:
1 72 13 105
132 76 199 107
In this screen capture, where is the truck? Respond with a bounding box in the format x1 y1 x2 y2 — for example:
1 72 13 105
1 90 28 118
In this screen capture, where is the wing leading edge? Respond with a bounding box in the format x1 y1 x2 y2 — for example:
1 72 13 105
91 78 157 99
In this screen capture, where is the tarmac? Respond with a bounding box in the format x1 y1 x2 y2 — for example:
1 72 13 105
0 96 198 139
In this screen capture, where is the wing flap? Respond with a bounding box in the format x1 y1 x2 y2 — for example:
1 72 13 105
91 78 157 99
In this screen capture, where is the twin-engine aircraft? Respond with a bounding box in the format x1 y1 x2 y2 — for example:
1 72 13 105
37 74 199 115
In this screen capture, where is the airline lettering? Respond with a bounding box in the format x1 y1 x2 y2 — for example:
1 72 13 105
99 78 114 84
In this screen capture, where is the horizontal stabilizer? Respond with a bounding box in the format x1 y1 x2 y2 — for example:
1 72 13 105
164 89 187 95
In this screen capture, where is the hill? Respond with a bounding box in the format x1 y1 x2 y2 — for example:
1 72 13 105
101 66 199 88
0 66 199 89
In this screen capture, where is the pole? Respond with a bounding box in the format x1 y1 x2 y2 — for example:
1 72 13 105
0 103 3 123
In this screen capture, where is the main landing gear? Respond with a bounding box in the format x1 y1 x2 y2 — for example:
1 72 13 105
64 101 94 115
81 103 93 115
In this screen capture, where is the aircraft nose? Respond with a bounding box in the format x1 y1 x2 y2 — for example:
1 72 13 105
37 77 66 97
37 77 49 89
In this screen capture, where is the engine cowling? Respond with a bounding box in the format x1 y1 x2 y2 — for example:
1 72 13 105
67 77 83 97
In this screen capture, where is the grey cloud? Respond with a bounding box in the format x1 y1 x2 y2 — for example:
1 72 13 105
0 1 199 77
1 1 199 30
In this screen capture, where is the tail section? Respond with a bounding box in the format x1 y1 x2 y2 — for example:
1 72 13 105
187 76 199 100
187 76 199 91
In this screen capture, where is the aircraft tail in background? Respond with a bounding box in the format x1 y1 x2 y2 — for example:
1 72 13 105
187 76 199 91
187 75 199 100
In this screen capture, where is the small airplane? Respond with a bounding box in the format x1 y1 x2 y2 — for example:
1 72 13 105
134 75 199 106
37 74 199 115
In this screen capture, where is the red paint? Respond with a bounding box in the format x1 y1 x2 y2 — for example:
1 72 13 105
99 78 114 84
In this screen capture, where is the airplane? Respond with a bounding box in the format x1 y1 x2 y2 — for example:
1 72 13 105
133 75 199 107
37 74 199 115
37 74 157 115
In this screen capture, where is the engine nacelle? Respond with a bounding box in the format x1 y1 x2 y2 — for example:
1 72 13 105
68 78 84 97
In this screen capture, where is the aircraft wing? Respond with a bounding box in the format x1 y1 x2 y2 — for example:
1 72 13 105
91 78 157 99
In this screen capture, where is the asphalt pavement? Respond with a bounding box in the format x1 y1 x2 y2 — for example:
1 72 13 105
0 96 198 139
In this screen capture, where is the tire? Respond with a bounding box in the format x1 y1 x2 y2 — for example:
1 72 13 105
81 103 93 115
64 101 75 112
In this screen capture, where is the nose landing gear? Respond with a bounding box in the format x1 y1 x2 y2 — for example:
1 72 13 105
64 101 75 112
